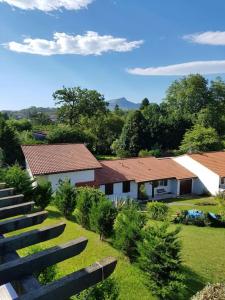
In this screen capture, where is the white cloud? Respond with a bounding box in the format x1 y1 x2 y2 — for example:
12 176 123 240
127 60 225 76
183 31 225 46
5 31 144 56
0 0 93 11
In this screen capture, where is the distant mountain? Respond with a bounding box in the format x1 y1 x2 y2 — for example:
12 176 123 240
1 106 57 120
108 97 140 111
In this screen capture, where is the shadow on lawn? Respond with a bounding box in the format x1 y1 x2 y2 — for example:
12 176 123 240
180 266 205 300
46 208 64 219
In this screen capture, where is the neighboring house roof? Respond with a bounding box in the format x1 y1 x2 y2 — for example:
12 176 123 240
22 144 102 176
95 156 195 185
189 151 225 177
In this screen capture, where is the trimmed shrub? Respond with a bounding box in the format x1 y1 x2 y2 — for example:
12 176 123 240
54 179 76 219
76 187 106 229
138 223 185 299
215 192 225 208
113 203 147 262
34 179 52 209
26 246 58 285
4 165 34 200
90 198 117 240
191 283 225 300
147 201 169 221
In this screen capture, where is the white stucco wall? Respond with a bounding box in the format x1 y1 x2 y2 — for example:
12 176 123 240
192 178 205 195
168 179 178 195
37 169 95 191
100 181 138 201
26 160 37 187
144 182 153 197
173 155 220 195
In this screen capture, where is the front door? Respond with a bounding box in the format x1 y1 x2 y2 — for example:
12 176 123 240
180 179 192 195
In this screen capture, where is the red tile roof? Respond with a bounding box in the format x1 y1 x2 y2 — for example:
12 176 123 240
22 144 101 176
95 156 195 185
189 151 225 177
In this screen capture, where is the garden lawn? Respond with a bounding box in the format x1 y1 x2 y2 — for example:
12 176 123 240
166 196 225 298
9 197 225 300
15 206 155 300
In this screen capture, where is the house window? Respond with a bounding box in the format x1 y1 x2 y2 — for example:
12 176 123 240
159 180 168 187
105 183 114 195
123 181 130 193
221 177 225 185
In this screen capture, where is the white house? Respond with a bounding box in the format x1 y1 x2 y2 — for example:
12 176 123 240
173 151 225 195
23 144 220 201
22 144 102 191
94 156 197 201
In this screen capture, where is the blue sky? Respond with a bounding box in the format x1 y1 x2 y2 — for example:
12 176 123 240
0 0 225 110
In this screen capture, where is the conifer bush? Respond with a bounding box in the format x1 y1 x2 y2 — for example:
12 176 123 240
113 203 147 261
4 164 34 200
147 201 169 221
138 223 185 299
34 179 52 209
54 179 76 219
90 198 117 240
76 187 106 229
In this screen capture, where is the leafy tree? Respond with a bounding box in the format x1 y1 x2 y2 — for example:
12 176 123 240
47 125 95 149
196 77 225 135
164 74 211 122
7 118 32 132
4 165 34 200
90 198 117 240
54 179 76 219
113 203 147 261
113 110 147 157
26 246 58 285
82 113 124 154
138 223 185 299
34 179 52 209
180 124 222 153
53 86 108 125
30 112 53 126
0 147 4 167
140 98 150 110
0 115 23 165
76 187 106 229
72 277 119 300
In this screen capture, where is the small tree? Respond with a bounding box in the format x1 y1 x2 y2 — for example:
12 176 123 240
0 116 23 165
113 203 147 261
4 165 34 200
90 198 117 240
54 179 76 219
138 223 185 299
34 179 52 209
147 201 169 221
72 277 119 300
26 246 58 285
76 187 105 229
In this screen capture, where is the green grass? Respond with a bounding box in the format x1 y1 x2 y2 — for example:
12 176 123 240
165 196 225 298
15 206 155 300
10 197 225 299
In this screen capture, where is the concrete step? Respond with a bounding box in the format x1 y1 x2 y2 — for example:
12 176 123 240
0 194 24 208
0 188 14 198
